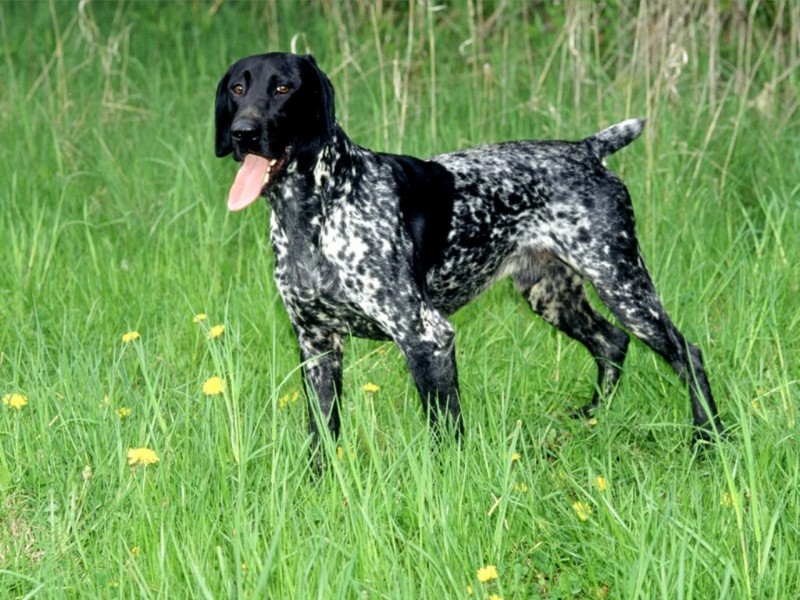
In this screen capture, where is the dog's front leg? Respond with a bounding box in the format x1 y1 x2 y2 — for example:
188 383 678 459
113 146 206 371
396 305 464 440
296 328 344 468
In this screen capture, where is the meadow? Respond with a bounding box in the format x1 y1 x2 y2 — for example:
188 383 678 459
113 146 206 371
1 1 798 597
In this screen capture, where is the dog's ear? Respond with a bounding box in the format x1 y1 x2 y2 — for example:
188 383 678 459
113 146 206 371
215 70 233 157
302 54 336 138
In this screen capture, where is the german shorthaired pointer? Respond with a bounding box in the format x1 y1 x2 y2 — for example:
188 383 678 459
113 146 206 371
214 52 723 459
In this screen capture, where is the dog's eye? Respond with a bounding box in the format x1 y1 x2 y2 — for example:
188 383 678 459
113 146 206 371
276 85 291 95
231 83 244 96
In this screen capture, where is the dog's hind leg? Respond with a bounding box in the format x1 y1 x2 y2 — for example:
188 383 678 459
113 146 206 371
567 242 723 441
520 258 630 414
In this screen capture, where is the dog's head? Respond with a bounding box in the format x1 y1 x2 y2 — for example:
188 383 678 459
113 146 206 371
215 52 336 211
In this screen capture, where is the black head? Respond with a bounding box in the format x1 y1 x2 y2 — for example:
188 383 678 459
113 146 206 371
215 52 336 169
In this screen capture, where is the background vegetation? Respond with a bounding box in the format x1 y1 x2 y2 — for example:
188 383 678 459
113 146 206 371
1 0 798 597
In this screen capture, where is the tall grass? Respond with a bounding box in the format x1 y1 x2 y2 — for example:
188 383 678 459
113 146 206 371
1 1 798 598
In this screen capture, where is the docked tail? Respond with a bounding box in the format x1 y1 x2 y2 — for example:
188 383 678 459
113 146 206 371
585 118 645 160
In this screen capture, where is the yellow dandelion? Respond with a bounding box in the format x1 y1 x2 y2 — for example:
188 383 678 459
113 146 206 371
192 313 208 323
587 417 599 426
130 546 140 555
362 382 379 393
118 407 132 419
121 331 140 343
203 376 226 396
127 447 159 467
573 501 592 521
477 565 498 583
595 476 608 491
241 562 248 571
336 446 344 460
3 393 28 410
466 585 474 596
511 452 521 463
208 324 225 339
489 595 503 600
278 390 300 409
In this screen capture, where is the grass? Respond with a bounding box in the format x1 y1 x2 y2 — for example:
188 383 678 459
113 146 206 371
1 0 799 597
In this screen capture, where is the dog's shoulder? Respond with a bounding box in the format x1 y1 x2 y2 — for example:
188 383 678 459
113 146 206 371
376 152 456 292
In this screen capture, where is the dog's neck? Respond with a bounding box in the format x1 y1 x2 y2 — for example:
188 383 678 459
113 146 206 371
310 125 363 199
269 125 361 220
266 125 362 247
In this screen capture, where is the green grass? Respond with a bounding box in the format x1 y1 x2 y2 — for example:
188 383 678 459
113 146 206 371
1 1 799 598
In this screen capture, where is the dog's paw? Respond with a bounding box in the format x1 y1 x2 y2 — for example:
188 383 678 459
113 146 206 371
691 417 726 448
570 400 599 420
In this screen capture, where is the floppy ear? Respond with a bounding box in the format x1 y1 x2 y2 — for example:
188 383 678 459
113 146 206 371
215 71 233 157
303 54 336 139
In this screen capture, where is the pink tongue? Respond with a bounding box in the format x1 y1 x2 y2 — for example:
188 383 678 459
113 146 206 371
228 154 270 212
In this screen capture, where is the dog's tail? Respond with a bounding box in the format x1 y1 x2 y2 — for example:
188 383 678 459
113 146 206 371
585 118 645 160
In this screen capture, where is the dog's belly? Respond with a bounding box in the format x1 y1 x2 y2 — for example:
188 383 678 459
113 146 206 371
423 182 536 314
425 239 515 315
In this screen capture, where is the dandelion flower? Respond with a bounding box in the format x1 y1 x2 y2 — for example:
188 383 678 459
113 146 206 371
572 501 592 521
127 447 159 467
489 595 503 600
595 476 608 491
208 324 225 339
278 390 300 409
511 452 521 463
477 565 498 583
203 376 226 396
119 407 132 419
362 382 379 393
3 393 28 410
192 313 208 323
130 546 140 555
336 446 344 461
466 585 474 596
121 331 140 343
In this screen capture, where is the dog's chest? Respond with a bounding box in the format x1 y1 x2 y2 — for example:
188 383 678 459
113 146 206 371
269 202 392 335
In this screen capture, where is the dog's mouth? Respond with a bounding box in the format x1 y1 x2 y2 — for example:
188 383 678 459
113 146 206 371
227 148 291 212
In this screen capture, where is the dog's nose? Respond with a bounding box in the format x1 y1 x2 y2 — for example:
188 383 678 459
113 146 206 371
231 120 259 143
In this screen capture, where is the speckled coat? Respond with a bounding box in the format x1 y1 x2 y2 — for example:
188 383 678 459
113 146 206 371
215 53 723 459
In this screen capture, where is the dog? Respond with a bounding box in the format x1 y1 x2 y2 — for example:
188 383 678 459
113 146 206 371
214 52 723 459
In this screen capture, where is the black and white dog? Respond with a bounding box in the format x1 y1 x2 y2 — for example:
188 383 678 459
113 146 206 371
215 52 723 456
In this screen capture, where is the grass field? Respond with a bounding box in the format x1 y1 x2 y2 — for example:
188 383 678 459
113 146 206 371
1 1 799 598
